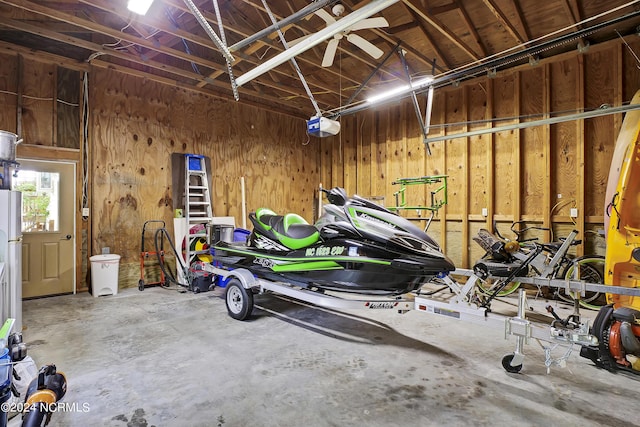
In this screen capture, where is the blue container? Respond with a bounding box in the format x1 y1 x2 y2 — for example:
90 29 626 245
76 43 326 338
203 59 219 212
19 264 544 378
0 347 11 426
187 154 204 171
0 348 10 391
234 228 251 243
216 276 232 288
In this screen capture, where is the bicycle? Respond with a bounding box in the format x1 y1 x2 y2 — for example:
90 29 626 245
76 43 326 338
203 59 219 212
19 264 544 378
472 221 606 309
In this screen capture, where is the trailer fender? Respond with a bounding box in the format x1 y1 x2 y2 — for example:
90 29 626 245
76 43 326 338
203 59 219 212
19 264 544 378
225 268 258 290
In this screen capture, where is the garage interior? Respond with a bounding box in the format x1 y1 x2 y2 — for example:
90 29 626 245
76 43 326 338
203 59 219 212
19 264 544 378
1 0 640 425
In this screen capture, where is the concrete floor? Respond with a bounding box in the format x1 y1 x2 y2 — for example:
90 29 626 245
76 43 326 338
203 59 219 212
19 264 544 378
15 285 640 427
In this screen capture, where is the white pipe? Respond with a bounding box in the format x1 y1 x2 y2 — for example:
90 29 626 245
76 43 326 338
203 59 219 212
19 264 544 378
240 176 246 229
423 103 640 144
235 0 399 87
183 0 234 64
318 183 323 222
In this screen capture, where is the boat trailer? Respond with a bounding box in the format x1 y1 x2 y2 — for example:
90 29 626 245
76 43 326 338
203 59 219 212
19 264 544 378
204 263 640 373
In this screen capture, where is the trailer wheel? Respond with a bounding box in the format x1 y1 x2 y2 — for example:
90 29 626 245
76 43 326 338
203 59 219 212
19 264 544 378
501 354 523 373
225 279 253 320
138 279 145 291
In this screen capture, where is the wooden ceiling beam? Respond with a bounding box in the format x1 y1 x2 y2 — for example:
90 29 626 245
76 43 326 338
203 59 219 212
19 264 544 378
231 0 396 80
0 0 225 70
561 0 586 47
86 0 347 100
0 15 315 107
89 58 307 119
401 4 453 70
0 39 89 71
511 0 531 41
161 0 367 92
453 0 487 58
385 21 418 34
480 0 525 45
428 3 458 15
402 0 480 61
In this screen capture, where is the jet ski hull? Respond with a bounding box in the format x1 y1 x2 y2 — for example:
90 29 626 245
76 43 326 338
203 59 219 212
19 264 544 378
213 238 454 295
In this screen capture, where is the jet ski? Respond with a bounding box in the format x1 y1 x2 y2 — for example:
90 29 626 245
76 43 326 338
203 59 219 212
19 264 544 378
212 187 455 295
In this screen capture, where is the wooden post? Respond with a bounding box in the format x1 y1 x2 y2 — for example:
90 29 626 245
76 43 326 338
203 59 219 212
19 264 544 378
542 63 552 243
461 86 469 268
576 55 585 256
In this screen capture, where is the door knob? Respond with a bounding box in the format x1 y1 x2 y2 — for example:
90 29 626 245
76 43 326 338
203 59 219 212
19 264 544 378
61 234 72 240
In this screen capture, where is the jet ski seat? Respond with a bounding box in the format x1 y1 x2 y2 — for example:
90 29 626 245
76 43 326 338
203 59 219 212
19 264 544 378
255 208 320 250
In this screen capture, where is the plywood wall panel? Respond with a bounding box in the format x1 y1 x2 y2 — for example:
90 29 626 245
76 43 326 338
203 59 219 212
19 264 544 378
426 92 446 176
21 59 55 145
492 75 516 217
387 103 405 211
444 89 466 217
90 67 315 279
550 59 579 215
330 118 345 191
342 114 357 195
403 102 428 211
0 53 17 133
372 109 388 202
468 83 489 216
319 137 332 196
622 38 640 101
445 220 463 266
56 67 80 149
584 50 617 217
356 110 373 198
427 92 447 249
520 67 546 218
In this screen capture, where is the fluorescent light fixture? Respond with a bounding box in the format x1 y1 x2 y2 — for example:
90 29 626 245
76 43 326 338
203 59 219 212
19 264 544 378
127 0 154 15
366 75 434 105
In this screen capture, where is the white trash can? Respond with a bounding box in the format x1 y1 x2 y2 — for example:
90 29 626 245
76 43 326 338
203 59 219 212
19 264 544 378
90 254 121 297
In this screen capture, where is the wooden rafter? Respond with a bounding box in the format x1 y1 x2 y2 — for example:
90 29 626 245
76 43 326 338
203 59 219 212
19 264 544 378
402 0 480 61
160 0 375 96
22 0 347 103
0 15 327 113
401 4 452 70
511 0 531 41
480 0 525 45
453 0 487 58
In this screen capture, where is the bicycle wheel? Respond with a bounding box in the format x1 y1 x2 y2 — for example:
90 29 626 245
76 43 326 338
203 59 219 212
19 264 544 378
476 277 521 296
559 256 606 310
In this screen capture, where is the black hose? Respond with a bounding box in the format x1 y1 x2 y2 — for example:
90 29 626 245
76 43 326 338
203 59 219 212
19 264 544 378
153 227 188 289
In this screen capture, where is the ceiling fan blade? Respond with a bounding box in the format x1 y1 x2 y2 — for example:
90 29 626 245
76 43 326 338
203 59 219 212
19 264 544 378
322 38 340 67
315 8 337 25
346 33 384 59
349 17 389 31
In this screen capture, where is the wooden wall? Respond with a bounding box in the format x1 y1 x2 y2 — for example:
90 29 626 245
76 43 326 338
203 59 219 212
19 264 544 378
4 34 640 291
1 48 319 291
320 36 640 268
89 67 318 288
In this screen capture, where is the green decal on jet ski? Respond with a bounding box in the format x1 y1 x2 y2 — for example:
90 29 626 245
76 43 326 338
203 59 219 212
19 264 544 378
272 260 342 272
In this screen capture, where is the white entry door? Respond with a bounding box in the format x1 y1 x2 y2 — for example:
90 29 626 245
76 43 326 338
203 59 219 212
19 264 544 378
13 159 75 298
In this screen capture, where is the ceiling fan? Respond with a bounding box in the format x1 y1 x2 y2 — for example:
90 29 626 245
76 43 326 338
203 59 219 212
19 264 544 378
298 3 389 67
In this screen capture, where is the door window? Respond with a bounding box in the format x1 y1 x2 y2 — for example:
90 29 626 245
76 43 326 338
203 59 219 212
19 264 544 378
12 170 61 232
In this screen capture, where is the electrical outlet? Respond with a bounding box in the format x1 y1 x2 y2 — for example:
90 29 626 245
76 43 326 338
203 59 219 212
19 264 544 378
570 208 578 218
82 207 90 216
481 208 488 217
102 247 110 254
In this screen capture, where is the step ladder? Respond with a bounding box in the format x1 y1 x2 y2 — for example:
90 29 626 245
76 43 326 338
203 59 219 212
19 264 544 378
184 154 213 267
